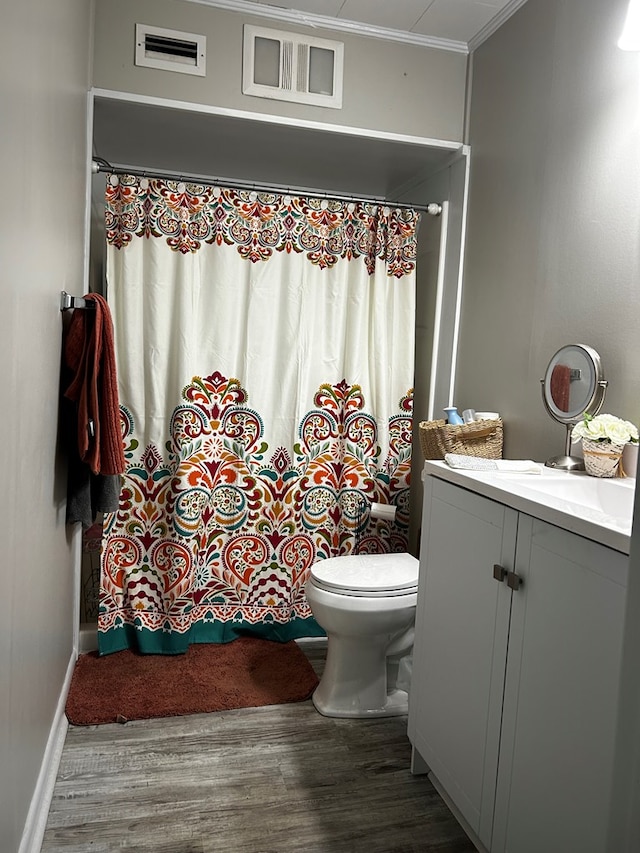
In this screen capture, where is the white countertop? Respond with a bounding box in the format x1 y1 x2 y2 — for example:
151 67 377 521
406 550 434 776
424 460 635 554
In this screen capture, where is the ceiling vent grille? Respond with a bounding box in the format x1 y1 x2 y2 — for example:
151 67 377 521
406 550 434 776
135 24 206 77
242 25 343 109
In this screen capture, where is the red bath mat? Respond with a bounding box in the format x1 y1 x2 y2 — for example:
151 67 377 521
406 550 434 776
65 637 319 725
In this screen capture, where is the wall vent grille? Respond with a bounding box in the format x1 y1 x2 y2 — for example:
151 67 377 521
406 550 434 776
242 25 343 109
135 24 206 77
282 39 294 91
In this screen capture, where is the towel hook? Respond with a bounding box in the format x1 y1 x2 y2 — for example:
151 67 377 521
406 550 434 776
60 291 96 311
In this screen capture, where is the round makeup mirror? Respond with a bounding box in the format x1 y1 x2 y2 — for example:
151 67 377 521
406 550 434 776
541 344 608 470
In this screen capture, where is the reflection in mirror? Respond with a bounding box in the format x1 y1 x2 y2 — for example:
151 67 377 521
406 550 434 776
541 344 608 470
550 363 571 412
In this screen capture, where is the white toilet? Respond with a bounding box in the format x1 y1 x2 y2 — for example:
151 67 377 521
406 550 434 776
305 551 419 718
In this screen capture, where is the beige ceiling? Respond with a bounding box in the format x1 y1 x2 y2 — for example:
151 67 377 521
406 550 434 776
197 0 528 51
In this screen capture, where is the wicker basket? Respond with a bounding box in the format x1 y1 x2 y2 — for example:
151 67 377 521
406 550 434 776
419 418 503 460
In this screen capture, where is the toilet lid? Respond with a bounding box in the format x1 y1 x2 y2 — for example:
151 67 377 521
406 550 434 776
309 552 419 597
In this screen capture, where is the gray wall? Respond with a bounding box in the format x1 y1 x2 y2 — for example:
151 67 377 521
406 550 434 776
459 4 640 841
457 0 640 462
0 1 93 849
93 0 467 142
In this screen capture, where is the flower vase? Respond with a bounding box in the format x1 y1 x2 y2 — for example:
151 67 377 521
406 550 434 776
582 438 626 478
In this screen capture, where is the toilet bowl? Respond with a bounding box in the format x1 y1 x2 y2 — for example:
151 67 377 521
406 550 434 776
305 552 419 718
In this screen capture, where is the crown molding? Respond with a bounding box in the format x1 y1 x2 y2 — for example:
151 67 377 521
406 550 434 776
184 0 469 54
468 0 530 52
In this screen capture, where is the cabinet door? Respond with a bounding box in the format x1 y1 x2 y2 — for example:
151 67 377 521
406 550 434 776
493 516 627 853
408 476 517 849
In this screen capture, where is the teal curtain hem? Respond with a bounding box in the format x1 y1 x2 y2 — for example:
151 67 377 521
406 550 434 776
97 616 326 656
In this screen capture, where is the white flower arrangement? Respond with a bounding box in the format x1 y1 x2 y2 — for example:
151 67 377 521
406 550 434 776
571 413 639 445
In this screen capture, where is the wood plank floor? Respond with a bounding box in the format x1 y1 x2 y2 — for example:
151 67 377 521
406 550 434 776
41 643 477 853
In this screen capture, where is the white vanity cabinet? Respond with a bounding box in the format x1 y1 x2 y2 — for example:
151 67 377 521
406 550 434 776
408 472 628 853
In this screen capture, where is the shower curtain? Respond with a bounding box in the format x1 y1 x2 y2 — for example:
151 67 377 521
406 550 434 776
99 175 419 654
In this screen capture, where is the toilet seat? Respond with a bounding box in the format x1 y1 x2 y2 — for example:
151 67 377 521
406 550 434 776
309 552 419 597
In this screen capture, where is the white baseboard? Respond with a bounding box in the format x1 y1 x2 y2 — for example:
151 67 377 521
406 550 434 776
18 650 76 853
295 636 327 649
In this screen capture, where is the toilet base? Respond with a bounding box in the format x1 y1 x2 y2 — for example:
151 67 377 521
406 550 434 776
309 631 413 719
312 687 409 719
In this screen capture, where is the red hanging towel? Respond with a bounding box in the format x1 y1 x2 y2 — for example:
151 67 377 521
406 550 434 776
64 293 125 476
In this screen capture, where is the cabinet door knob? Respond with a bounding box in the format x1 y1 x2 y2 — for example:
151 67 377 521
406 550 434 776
507 571 523 591
493 564 507 582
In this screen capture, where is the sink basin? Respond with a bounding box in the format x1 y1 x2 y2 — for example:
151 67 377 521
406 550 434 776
511 473 635 526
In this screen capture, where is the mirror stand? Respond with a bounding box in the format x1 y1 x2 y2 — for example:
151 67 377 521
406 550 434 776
545 423 585 471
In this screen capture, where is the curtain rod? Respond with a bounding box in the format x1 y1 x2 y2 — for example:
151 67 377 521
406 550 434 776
92 159 442 216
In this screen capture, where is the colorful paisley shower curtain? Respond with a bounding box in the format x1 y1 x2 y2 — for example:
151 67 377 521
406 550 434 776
98 174 419 655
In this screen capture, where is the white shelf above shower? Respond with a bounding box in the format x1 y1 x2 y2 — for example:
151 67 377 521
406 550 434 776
91 89 464 204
